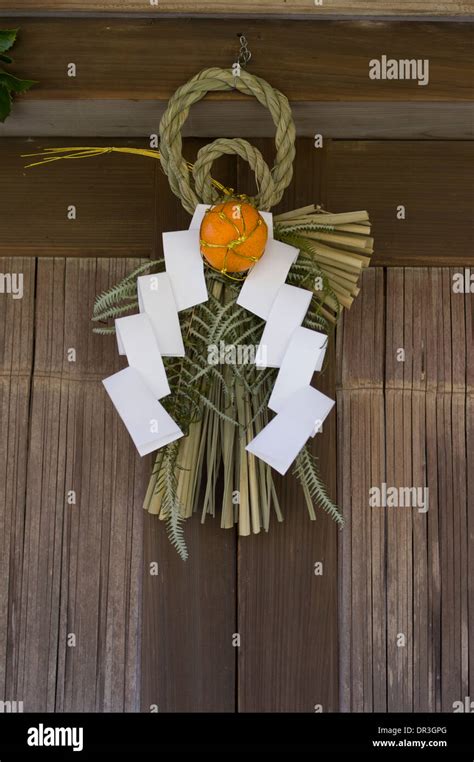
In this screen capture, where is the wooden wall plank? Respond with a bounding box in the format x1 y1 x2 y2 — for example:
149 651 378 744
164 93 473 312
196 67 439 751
237 140 338 712
15 257 146 711
467 285 474 698
336 267 385 712
3 139 473 266
0 138 473 266
434 267 469 710
0 258 35 710
337 266 472 711
142 514 237 712
141 142 237 712
0 139 157 258
325 141 474 266
1 1 471 16
385 268 413 712
2 101 472 140
1 19 471 102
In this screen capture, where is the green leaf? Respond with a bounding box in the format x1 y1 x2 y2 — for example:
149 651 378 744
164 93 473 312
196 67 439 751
0 29 18 54
0 85 12 122
0 54 13 64
0 71 36 93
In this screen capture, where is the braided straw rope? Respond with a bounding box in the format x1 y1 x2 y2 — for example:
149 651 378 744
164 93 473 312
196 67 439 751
159 67 296 214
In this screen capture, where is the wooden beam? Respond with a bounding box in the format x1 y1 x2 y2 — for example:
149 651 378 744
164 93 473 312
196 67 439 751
324 140 474 266
0 1 472 17
2 138 473 267
1 100 472 139
0 138 157 259
0 19 471 102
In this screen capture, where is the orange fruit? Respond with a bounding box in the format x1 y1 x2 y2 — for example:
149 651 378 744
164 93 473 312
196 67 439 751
199 199 268 273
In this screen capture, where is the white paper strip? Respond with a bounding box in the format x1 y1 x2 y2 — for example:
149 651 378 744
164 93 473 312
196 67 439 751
115 313 170 400
103 367 183 457
137 273 185 357
255 284 313 368
246 385 335 475
189 203 273 238
162 230 208 311
189 203 209 230
236 238 299 320
314 334 328 372
117 330 126 356
268 327 328 412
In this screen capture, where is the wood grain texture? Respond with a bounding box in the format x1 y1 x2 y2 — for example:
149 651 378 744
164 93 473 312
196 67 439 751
1 19 472 102
2 101 472 140
336 267 385 712
142 513 237 712
237 141 338 712
337 266 472 711
1 0 471 15
467 285 474 697
1 257 147 711
0 139 157 258
2 138 474 268
325 141 474 266
0 259 35 710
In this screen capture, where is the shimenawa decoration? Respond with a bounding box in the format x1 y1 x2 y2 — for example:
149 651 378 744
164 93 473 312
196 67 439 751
25 50 373 560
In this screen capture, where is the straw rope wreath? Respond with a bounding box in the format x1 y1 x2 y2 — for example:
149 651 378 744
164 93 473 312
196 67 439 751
158 66 297 214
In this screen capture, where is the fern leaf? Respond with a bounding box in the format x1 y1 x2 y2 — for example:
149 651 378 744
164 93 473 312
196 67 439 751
92 300 138 322
294 446 344 526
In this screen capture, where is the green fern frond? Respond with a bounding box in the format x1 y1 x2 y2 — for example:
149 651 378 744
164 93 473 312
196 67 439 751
195 391 239 427
92 326 118 335
93 259 164 314
159 443 189 561
92 300 139 322
294 446 344 526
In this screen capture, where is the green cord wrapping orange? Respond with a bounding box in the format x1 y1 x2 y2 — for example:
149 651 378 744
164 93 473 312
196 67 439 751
199 199 268 274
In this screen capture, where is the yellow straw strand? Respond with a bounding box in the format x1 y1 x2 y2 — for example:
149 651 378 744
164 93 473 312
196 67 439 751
22 146 229 197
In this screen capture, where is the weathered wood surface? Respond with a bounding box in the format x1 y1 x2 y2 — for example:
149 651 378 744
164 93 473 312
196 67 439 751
2 138 472 267
1 139 157 258
325 141 474 266
2 259 471 713
1 0 471 16
0 19 471 103
0 258 35 712
3 101 472 140
142 513 237 712
337 266 472 711
0 256 146 711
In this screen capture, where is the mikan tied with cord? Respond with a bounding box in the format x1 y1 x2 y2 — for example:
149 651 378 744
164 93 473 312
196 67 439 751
199 199 268 273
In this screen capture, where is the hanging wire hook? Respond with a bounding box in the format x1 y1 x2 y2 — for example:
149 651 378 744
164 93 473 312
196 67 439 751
236 33 251 68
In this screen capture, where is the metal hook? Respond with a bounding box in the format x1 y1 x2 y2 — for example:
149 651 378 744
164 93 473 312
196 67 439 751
236 33 251 68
